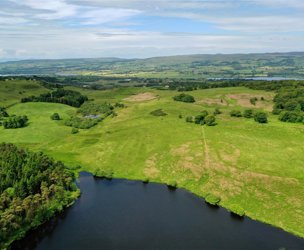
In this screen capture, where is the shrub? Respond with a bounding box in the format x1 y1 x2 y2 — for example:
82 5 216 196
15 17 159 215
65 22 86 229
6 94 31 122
205 115 217 126
150 109 167 116
230 110 242 117
143 177 149 184
194 115 205 124
71 128 79 134
65 116 101 129
0 107 9 118
229 204 245 217
185 116 193 123
250 97 258 105
167 180 178 189
243 109 254 118
254 112 268 123
173 93 195 103
279 111 303 123
194 110 209 124
50 113 60 120
94 168 114 179
214 108 222 115
201 110 209 118
205 194 221 206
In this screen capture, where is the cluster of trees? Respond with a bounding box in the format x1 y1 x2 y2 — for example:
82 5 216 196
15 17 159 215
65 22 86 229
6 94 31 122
230 109 268 123
21 89 88 108
186 110 217 126
245 80 304 124
65 102 116 130
2 115 28 129
271 87 304 123
77 102 114 116
173 93 195 103
0 143 78 248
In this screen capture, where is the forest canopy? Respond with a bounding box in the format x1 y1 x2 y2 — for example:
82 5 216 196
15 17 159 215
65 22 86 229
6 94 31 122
0 143 78 249
21 89 88 108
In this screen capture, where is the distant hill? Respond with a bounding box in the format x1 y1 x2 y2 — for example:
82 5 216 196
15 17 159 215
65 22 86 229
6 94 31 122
1 52 304 78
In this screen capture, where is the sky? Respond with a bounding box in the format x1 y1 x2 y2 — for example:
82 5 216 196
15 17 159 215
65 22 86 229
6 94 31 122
0 0 304 61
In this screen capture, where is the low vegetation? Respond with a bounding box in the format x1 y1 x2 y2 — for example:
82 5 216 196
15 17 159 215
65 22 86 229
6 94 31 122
93 168 114 179
150 109 167 116
173 93 195 103
65 116 102 129
205 194 221 206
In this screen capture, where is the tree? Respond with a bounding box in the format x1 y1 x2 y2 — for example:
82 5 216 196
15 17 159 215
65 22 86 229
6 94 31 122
205 115 217 126
50 113 60 120
254 112 268 123
195 115 205 124
250 97 258 106
243 109 253 118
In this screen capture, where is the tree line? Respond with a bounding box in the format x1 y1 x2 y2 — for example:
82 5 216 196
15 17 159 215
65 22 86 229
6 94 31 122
21 89 88 108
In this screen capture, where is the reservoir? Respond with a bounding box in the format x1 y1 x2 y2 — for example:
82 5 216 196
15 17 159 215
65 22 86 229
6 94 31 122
13 172 304 250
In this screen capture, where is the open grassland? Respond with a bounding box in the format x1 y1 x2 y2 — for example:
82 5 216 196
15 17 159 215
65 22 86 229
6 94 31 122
1 84 304 238
0 79 49 107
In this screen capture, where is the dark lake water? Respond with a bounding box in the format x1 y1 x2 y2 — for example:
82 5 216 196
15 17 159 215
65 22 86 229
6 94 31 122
13 172 304 250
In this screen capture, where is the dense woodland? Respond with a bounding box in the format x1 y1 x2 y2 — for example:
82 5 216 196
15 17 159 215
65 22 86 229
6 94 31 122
0 143 78 249
21 89 88 107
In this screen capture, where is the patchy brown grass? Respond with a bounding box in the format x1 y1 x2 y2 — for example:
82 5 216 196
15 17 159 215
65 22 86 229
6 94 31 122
198 98 227 106
144 155 160 178
124 92 157 102
227 93 274 111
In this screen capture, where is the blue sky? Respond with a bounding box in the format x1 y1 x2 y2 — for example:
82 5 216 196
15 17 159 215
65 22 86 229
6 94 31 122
0 0 304 60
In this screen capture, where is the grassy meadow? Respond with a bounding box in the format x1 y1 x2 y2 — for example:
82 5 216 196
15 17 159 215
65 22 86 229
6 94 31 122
1 79 304 238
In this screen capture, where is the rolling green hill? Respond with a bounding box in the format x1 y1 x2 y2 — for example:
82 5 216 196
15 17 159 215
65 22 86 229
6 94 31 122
0 80 304 238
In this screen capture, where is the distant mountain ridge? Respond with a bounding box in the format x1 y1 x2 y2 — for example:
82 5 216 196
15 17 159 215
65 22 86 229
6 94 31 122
1 52 304 78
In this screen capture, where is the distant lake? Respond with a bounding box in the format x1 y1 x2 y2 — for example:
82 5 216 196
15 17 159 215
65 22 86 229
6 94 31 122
12 172 304 250
208 77 304 81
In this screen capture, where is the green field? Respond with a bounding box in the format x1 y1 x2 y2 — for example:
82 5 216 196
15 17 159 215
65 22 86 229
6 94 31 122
1 80 304 238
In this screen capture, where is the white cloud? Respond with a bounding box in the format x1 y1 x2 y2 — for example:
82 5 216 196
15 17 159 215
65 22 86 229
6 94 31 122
0 0 304 60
